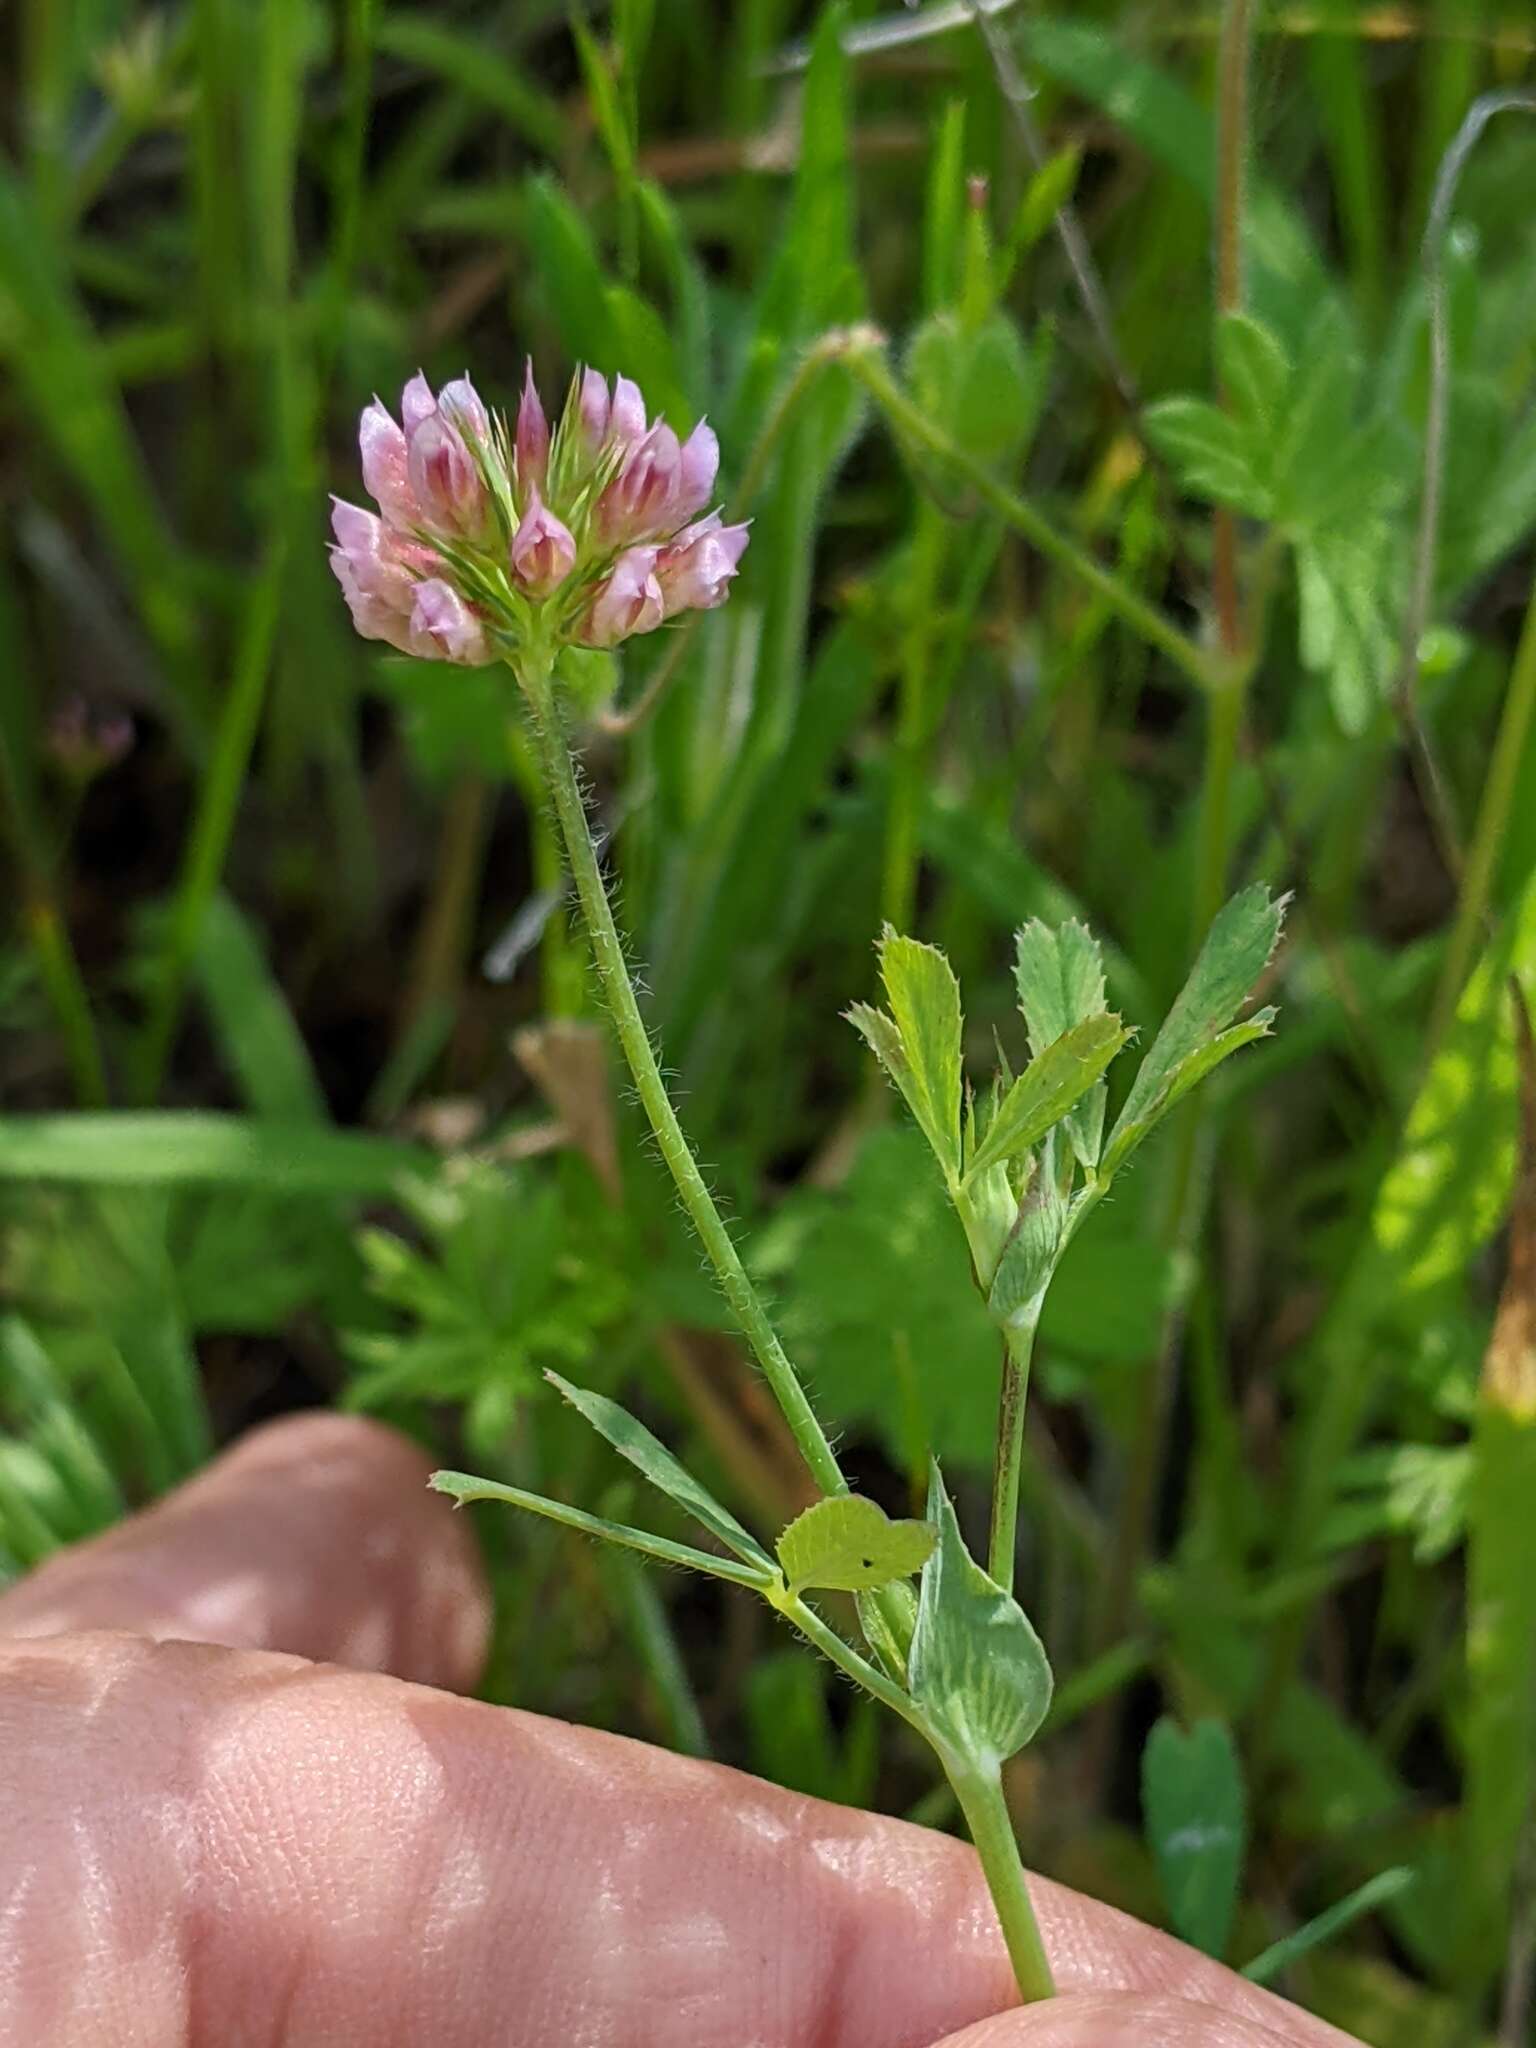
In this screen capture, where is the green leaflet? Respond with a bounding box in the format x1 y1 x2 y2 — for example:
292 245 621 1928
964 1013 1129 1186
1108 886 1286 1154
1013 919 1113 1168
430 1471 775 1591
1217 311 1291 436
1013 918 1108 1056
1142 1716 1248 1961
1144 397 1274 518
909 1464 1053 1768
547 1372 774 1573
850 929 965 1179
776 1494 935 1594
1100 1014 1276 1179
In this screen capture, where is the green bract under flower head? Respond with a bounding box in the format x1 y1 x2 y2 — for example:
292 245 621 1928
329 365 750 667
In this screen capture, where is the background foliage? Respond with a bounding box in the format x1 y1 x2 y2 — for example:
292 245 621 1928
3 2 1536 2039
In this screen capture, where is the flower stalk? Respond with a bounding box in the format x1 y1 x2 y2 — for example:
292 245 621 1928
515 648 848 1502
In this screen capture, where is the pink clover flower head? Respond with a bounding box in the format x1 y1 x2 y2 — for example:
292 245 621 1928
656 515 751 618
332 361 749 667
580 547 665 648
510 489 577 596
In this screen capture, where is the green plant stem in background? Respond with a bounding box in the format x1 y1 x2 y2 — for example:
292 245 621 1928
950 1762 1056 2002
518 654 847 1500
842 343 1223 697
1433 576 1536 1041
136 545 286 1103
988 1315 1039 1593
395 772 492 1057
882 505 946 934
22 903 109 1108
0 651 110 1106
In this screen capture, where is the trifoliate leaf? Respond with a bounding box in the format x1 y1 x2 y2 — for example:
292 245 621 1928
963 1013 1129 1186
547 1373 774 1571
777 1494 936 1594
1142 1716 1248 1960
909 1463 1053 1768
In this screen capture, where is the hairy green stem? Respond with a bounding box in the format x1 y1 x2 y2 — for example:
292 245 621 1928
949 1762 1057 2002
518 654 846 1500
843 345 1221 696
988 1316 1039 1593
785 1591 1055 2006
777 1590 927 1731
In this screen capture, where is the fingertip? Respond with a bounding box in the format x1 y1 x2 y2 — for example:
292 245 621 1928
0 1412 490 1692
928 1993 1303 2048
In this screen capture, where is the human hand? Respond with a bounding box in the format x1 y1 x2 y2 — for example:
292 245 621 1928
0 1416 1363 2047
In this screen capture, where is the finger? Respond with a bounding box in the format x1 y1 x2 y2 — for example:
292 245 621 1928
0 1414 487 1690
0 1634 1358 2048
929 1994 1310 2048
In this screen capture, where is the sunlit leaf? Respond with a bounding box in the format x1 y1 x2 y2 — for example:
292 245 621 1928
776 1493 935 1594
1371 874 1536 1293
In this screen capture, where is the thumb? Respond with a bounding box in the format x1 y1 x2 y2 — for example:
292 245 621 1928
930 1995 1310 2048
